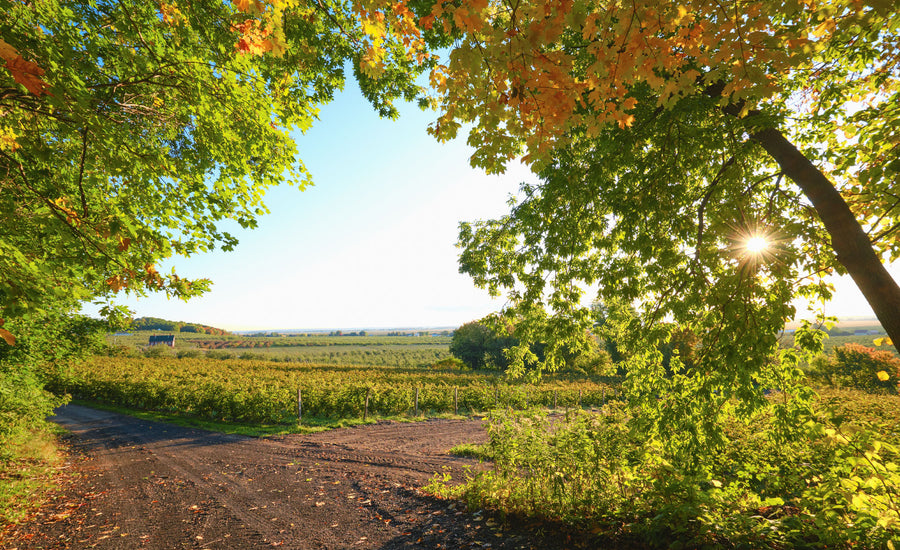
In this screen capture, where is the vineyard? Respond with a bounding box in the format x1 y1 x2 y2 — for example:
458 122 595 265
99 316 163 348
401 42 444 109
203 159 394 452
110 333 455 367
48 356 620 425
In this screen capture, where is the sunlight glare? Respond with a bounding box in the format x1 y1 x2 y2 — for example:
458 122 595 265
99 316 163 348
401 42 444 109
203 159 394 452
745 236 769 253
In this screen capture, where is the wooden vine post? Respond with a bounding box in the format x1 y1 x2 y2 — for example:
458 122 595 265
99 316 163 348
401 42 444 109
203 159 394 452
454 386 458 415
364 387 371 420
297 388 302 424
414 387 420 416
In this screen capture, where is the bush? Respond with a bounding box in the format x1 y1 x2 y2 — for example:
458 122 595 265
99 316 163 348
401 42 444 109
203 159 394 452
812 343 900 393
565 348 614 377
176 349 201 359
104 344 137 357
143 345 172 358
431 357 467 370
206 350 234 360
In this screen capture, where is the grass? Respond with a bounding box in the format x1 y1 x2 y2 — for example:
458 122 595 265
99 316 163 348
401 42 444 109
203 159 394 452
0 425 66 525
449 442 492 460
69 399 474 437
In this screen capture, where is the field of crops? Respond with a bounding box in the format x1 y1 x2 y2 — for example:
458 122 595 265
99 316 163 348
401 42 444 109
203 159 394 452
48 356 620 425
110 333 455 367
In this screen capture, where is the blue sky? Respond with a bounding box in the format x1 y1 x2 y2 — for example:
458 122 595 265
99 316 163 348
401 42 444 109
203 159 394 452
89 79 534 331
87 79 887 331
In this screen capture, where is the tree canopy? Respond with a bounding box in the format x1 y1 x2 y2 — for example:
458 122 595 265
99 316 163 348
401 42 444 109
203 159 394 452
426 2 899 358
0 0 430 332
422 0 900 450
0 0 431 449
449 319 517 369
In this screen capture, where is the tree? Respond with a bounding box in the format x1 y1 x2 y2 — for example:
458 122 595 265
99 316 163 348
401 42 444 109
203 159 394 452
449 320 516 369
412 0 900 462
422 0 900 356
0 0 430 329
0 0 431 457
0 309 105 456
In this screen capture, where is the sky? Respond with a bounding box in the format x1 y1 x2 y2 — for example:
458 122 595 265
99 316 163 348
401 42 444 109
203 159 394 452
84 79 533 331
83 79 889 332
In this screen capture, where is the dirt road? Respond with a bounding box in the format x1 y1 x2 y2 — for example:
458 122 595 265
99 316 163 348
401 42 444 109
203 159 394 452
2 406 596 549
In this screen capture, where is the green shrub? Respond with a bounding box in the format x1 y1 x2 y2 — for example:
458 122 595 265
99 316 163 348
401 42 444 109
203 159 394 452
206 350 234 360
176 349 201 359
143 345 172 358
427 399 900 548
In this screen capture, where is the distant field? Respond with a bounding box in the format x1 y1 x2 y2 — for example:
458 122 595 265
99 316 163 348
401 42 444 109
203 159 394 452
779 321 891 354
109 332 454 367
111 323 895 369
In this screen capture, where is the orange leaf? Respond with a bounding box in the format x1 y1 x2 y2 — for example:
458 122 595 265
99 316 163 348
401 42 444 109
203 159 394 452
0 328 15 346
106 275 126 292
5 54 49 96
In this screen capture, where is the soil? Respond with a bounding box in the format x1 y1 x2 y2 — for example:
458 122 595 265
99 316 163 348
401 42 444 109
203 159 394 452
1 405 605 549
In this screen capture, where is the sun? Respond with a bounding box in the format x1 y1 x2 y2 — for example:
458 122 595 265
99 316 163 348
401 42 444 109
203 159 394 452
745 236 769 254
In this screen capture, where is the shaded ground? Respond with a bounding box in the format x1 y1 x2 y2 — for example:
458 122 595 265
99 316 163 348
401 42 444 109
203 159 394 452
1 406 601 549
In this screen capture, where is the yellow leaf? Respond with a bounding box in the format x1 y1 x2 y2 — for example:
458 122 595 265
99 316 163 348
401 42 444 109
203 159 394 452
0 127 19 151
233 0 254 12
159 2 184 25
873 337 892 347
877 370 890 382
0 39 17 62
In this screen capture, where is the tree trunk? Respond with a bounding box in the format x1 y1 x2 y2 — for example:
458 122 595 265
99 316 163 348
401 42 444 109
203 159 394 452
750 127 900 353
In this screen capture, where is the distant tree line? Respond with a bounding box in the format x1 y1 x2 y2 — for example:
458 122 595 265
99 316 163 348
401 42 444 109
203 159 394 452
131 317 229 336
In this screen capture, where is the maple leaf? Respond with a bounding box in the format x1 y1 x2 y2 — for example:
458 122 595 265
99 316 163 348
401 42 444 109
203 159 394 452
233 19 273 55
159 2 184 25
0 39 16 60
0 328 15 346
106 275 126 292
0 39 50 96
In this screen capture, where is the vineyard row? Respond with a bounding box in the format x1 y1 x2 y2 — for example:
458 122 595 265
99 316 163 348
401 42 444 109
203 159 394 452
47 357 620 424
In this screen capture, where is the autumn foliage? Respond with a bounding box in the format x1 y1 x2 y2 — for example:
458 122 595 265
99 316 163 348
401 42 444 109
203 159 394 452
421 0 899 173
813 343 900 394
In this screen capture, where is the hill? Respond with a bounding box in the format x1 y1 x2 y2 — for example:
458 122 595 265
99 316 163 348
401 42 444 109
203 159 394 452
131 317 230 336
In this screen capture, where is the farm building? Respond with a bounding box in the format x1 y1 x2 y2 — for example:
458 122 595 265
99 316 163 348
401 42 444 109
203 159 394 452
148 334 175 347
